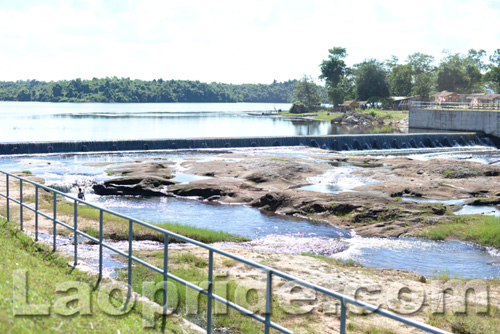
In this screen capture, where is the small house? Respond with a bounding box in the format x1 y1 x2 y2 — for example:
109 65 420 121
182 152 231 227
466 94 500 107
390 96 412 110
431 90 461 103
341 100 359 112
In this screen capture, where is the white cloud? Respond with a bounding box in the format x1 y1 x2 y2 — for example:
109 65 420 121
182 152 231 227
0 0 499 83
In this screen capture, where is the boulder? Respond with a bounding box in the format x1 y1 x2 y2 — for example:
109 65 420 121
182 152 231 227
93 176 175 196
330 112 384 127
93 162 175 196
289 103 307 114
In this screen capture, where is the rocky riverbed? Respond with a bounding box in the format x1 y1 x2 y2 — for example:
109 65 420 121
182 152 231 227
90 149 500 238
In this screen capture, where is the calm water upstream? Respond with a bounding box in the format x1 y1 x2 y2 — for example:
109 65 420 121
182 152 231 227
0 102 399 142
0 148 499 279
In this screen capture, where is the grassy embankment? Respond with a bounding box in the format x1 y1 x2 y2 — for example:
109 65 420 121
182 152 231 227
419 215 500 249
280 108 408 123
278 110 342 121
0 217 187 333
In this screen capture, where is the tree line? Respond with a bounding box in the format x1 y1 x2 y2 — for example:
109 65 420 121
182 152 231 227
316 47 500 106
0 77 297 103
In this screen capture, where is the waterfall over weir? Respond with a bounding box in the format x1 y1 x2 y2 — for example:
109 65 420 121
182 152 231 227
0 132 496 155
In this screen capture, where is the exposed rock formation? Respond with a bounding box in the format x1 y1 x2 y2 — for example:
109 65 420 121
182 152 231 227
93 162 175 196
289 103 307 114
331 112 385 127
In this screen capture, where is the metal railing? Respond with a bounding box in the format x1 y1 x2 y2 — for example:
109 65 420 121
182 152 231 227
0 170 451 334
410 100 500 111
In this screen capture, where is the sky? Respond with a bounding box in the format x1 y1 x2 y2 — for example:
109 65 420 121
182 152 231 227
1 0 500 84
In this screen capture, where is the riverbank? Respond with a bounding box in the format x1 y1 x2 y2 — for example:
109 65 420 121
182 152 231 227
279 108 409 123
0 218 197 333
115 239 500 333
5 214 500 333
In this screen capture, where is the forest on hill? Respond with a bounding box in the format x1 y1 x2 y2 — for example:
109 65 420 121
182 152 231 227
0 78 298 103
3 48 500 105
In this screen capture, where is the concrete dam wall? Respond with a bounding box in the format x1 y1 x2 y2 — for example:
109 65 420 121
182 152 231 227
410 108 500 138
0 133 493 155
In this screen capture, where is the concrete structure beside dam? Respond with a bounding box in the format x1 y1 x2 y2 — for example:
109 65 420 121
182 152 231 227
410 102 500 138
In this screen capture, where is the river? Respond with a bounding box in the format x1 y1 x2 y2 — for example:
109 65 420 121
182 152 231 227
0 102 400 142
1 146 500 279
1 102 499 279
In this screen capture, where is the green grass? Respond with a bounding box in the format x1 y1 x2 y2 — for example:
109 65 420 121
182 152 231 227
21 170 32 175
152 221 250 244
431 270 465 281
369 125 396 134
361 327 396 334
420 216 500 248
0 218 185 333
282 108 407 123
428 306 500 334
301 253 363 268
356 108 408 121
280 110 343 121
313 111 343 121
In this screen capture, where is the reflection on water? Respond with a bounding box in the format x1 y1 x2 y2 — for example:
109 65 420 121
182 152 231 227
299 166 380 193
335 236 500 279
90 195 351 240
0 101 399 142
401 197 466 205
402 197 500 217
171 173 211 184
456 206 500 217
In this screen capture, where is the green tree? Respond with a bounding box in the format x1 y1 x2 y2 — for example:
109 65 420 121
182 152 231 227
388 63 412 96
51 83 63 97
354 59 390 101
404 52 436 98
486 49 500 93
319 47 348 105
407 52 435 75
412 72 434 98
293 75 323 109
436 50 485 93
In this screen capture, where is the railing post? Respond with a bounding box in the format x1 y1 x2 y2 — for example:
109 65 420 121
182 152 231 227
74 200 78 266
128 220 133 297
99 210 103 281
53 191 57 252
163 233 169 315
340 298 347 334
35 186 38 241
207 250 213 334
6 174 9 222
19 179 23 230
264 270 272 334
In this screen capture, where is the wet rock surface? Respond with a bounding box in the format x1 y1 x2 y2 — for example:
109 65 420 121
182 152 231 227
88 150 500 238
169 152 500 237
93 162 176 196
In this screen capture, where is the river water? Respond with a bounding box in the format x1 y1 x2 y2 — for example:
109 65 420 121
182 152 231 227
1 147 500 279
1 102 500 279
0 102 400 142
